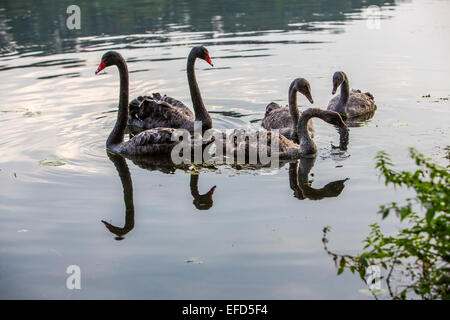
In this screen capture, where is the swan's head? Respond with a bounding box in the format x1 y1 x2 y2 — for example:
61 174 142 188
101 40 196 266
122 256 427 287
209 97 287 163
323 110 348 130
332 71 347 94
194 46 214 67
95 51 123 74
293 78 314 104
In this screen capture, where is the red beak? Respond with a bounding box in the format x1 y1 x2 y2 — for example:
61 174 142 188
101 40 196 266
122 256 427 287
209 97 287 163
95 59 105 74
205 53 213 67
208 186 217 195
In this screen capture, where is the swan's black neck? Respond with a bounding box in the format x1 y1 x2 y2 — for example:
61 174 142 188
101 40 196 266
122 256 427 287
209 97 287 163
335 73 349 115
288 81 300 143
107 56 129 148
187 51 212 132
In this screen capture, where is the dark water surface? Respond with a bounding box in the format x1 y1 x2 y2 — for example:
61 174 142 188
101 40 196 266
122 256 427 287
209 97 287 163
0 0 449 299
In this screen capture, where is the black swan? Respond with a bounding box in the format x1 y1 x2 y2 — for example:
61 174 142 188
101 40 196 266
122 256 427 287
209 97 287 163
261 78 314 143
127 46 213 133
228 108 348 160
95 51 212 157
327 71 377 119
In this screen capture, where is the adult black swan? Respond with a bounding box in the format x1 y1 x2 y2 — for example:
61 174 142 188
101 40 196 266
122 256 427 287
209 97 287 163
95 51 212 157
127 46 214 133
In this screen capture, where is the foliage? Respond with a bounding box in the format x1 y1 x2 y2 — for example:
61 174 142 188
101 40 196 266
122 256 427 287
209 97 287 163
323 148 450 299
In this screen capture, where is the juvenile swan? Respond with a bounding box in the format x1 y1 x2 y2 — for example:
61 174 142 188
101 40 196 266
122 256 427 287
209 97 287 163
230 108 348 160
262 78 314 143
327 71 376 119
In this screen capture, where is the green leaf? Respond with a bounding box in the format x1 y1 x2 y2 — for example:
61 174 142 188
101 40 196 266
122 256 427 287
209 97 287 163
425 210 435 224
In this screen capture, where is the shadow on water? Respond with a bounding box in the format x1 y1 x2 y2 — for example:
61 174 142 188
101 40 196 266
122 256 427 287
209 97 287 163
102 151 217 240
0 0 395 57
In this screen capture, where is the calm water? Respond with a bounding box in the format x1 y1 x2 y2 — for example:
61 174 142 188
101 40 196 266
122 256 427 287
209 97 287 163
0 0 449 299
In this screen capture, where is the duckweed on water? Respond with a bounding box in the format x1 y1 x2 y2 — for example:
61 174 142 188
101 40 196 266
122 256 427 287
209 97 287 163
186 258 203 264
392 122 408 127
39 159 67 166
24 111 42 117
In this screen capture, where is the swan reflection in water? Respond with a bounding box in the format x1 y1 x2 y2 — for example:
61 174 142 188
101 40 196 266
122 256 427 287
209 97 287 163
102 128 348 239
190 174 216 210
102 152 216 240
344 111 376 128
101 152 134 240
288 157 348 200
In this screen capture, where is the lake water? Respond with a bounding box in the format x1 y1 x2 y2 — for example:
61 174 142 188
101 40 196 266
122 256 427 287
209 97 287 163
0 0 449 299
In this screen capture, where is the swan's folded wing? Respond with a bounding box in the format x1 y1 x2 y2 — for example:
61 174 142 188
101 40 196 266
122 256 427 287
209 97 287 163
262 107 292 130
265 102 281 114
154 93 194 118
122 128 178 156
262 102 281 128
133 128 177 145
346 90 377 117
136 98 194 129
129 95 150 118
123 128 214 157
129 95 149 108
229 129 293 158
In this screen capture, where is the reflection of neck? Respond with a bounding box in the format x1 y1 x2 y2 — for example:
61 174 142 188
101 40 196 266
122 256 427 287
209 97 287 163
335 74 349 115
288 81 300 143
107 56 129 148
187 51 211 131
102 152 134 238
190 174 201 198
297 157 316 185
289 162 304 199
297 157 348 200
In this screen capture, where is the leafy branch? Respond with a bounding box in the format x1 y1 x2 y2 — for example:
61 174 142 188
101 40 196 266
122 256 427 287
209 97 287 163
323 148 450 300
